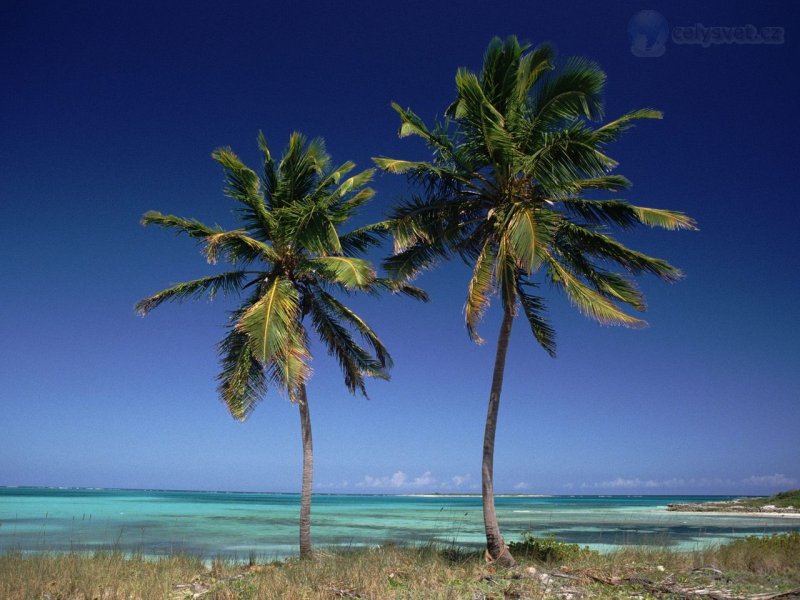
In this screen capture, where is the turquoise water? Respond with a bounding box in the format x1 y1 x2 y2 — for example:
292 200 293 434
2 488 798 559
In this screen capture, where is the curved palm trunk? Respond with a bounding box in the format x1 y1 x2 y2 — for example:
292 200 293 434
482 305 516 567
298 384 313 558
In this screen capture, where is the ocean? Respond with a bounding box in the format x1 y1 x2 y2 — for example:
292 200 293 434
2 488 798 560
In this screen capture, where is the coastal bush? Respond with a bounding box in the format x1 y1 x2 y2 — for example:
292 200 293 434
770 489 800 508
508 533 598 564
714 532 800 574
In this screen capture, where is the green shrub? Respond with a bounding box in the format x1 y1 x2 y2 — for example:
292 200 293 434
715 532 800 574
508 533 598 564
769 489 800 508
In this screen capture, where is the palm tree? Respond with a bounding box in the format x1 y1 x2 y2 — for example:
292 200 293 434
374 37 697 566
137 132 425 557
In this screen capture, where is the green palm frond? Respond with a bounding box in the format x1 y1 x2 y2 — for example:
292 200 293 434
556 222 684 282
478 35 528 116
311 256 376 289
327 170 375 207
339 222 389 255
237 276 310 386
204 231 280 265
383 241 444 281
503 204 555 274
591 109 662 145
560 198 697 231
512 42 555 106
465 240 497 343
314 289 393 370
516 281 556 357
141 211 222 239
560 175 632 194
545 252 646 328
526 124 619 187
211 147 271 231
633 206 698 230
589 270 646 311
257 131 278 198
279 199 343 255
391 103 457 160
135 271 252 316
307 290 387 396
372 157 428 174
316 160 356 190
373 278 430 302
273 133 327 208
531 56 606 124
217 323 268 421
454 68 519 169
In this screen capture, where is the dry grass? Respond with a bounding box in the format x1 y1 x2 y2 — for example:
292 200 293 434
1 534 799 599
0 551 203 600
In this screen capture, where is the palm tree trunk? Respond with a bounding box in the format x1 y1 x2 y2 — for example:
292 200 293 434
482 305 516 567
298 384 313 558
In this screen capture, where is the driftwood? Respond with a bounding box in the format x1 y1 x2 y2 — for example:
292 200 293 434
585 571 800 600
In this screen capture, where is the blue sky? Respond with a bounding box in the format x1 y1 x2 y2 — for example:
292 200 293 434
1 0 797 496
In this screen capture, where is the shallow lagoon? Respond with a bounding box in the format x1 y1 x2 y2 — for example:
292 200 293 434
2 488 798 559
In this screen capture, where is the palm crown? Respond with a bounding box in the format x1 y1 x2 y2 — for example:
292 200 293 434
375 36 697 351
137 132 421 419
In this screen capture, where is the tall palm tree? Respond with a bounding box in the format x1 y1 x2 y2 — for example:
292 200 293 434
137 132 425 557
374 37 697 566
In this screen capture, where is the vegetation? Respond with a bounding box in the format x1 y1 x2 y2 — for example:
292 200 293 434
136 133 425 557
744 490 800 509
2 534 799 599
669 489 800 513
508 533 598 564
375 36 696 564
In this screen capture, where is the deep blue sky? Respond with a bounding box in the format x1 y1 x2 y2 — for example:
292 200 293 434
2 1 797 495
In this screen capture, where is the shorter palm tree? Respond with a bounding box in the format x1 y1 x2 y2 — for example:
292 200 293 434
137 132 425 557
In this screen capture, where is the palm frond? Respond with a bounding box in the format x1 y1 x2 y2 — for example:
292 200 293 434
504 204 556 274
135 271 252 315
560 175 632 195
383 241 445 281
311 256 376 289
237 277 309 384
257 131 278 199
531 56 606 125
339 222 389 255
217 324 267 421
314 289 393 370
556 222 684 282
211 147 271 232
513 42 555 106
560 198 697 231
545 252 646 328
465 240 497 343
307 289 387 396
373 278 430 302
633 206 698 230
141 211 221 239
591 109 662 145
454 68 519 169
204 231 280 265
516 281 556 357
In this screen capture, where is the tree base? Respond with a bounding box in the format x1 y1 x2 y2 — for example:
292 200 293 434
485 545 517 568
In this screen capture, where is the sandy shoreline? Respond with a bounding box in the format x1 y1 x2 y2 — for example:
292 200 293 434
667 510 800 519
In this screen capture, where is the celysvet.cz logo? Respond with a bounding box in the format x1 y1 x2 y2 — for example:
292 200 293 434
629 10 785 57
